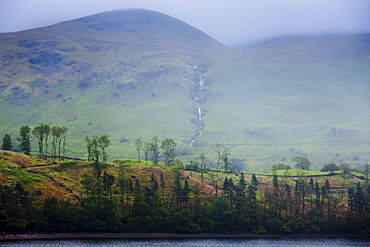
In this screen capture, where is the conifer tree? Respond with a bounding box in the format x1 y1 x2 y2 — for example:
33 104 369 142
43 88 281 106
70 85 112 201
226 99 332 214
2 133 12 151
173 171 182 206
183 179 190 207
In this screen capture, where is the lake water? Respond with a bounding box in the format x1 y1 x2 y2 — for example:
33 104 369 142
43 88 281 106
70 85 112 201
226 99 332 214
0 238 369 247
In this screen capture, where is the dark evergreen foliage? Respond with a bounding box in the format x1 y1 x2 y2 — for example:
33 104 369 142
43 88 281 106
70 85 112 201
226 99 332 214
1 154 370 235
1 134 12 151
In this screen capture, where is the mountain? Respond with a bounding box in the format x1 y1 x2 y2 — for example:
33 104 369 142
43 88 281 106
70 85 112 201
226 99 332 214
1 9 369 172
0 9 227 161
202 34 370 171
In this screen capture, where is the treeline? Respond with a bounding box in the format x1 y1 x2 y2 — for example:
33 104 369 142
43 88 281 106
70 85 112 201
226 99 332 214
2 123 68 161
1 162 370 234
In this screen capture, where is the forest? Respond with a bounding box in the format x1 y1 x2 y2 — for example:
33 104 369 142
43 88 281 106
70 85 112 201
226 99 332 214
0 124 370 234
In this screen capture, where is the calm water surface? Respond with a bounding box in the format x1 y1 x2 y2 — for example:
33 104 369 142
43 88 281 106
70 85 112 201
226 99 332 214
0 238 369 247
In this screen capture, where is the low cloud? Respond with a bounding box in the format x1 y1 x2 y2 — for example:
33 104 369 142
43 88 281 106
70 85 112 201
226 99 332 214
0 0 369 46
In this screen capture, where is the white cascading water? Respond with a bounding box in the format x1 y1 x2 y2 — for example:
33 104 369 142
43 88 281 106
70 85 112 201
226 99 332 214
189 139 194 146
189 76 207 146
199 78 204 90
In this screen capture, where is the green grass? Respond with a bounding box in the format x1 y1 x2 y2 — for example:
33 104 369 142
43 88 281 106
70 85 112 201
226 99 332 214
1 168 42 185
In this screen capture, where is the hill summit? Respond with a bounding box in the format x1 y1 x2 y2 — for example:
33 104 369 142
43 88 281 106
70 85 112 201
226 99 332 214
0 9 226 97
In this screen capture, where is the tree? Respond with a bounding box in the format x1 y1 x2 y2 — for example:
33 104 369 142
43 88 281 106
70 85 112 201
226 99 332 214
183 179 190 207
272 163 291 172
159 171 166 209
212 143 231 173
2 134 12 151
90 135 103 182
150 136 160 166
32 123 49 156
85 136 92 161
135 139 142 163
339 163 352 174
199 153 207 186
103 171 115 197
173 171 182 206
53 126 68 161
62 129 68 159
354 182 365 216
59 127 68 160
149 173 159 193
222 155 230 173
321 163 340 172
251 174 259 187
51 126 60 160
364 163 370 192
142 141 151 165
98 134 110 164
339 163 352 187
161 138 176 167
292 156 311 170
17 125 31 155
43 124 50 156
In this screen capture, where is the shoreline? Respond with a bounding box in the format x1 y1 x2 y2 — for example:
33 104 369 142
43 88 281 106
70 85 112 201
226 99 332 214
1 232 370 241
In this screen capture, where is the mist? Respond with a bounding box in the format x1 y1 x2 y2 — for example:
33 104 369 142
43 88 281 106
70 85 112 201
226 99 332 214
1 0 370 46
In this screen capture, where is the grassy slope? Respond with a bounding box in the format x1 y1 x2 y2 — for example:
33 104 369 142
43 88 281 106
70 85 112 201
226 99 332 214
0 9 227 160
0 151 365 203
200 35 370 172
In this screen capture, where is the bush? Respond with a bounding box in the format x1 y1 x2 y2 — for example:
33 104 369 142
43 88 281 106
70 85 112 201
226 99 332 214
54 161 78 171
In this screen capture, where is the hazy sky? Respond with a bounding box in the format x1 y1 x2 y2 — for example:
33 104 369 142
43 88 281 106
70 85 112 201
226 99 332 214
0 0 369 46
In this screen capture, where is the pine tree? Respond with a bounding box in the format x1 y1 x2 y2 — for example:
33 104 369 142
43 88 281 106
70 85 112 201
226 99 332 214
160 171 166 209
1 133 12 151
251 174 259 187
173 171 182 206
182 179 190 207
354 182 365 216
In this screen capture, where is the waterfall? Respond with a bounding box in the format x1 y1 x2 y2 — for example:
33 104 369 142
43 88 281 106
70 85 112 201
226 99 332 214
199 78 204 90
189 74 207 146
189 139 194 146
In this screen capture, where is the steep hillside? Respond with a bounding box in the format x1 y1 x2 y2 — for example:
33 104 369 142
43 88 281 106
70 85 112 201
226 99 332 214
0 150 365 202
0 9 227 160
1 150 369 234
201 34 370 171
0 8 225 95
0 9 369 172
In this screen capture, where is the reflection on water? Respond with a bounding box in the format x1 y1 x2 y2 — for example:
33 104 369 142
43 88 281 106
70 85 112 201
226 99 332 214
0 238 370 247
